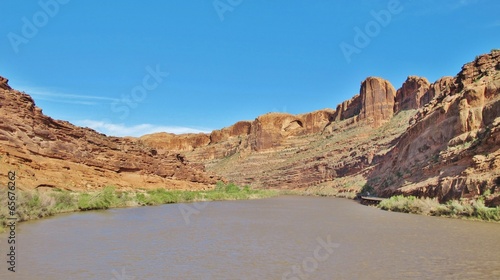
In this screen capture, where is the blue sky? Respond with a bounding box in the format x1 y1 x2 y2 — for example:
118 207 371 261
1 0 499 136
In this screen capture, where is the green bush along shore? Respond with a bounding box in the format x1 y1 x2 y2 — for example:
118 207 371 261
378 194 500 222
0 182 278 231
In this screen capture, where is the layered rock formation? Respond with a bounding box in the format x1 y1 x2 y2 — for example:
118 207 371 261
141 109 335 154
142 76 419 189
0 83 220 191
394 76 430 113
358 77 396 127
142 51 500 205
331 94 361 122
1 50 499 206
372 50 500 202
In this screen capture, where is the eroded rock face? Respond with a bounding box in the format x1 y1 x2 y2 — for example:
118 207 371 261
0 76 11 90
249 113 306 151
359 77 396 127
299 109 335 134
248 110 335 151
0 83 220 191
144 110 335 153
332 94 361 121
420 76 454 108
140 132 210 152
210 121 252 144
371 50 500 203
394 76 430 113
456 51 500 91
182 52 499 204
1 51 499 205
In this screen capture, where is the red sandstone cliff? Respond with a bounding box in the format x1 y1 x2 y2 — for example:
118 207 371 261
372 51 500 203
0 83 220 191
1 51 499 206
394 76 431 113
359 77 397 127
141 51 499 205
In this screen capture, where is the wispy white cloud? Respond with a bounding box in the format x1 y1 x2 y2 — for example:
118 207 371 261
32 96 98 105
75 120 211 137
19 86 118 105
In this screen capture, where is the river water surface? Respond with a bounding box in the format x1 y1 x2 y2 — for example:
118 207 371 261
1 196 500 279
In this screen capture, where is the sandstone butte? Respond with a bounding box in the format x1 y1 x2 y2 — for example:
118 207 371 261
1 51 499 206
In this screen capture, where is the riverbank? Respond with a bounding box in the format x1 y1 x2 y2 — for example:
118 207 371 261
377 195 500 222
2 184 499 232
279 187 500 222
0 182 279 232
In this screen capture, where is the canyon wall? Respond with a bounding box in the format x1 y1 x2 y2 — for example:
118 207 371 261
0 82 220 191
142 51 500 205
1 50 499 205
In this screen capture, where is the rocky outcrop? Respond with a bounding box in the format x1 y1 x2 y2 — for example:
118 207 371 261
1 51 499 205
248 113 305 151
456 51 500 91
0 76 11 90
298 109 335 134
419 76 454 108
0 82 220 191
332 95 362 121
140 132 210 152
210 121 252 144
248 110 335 151
370 50 500 203
394 76 430 113
359 77 396 127
180 52 499 205
144 109 335 153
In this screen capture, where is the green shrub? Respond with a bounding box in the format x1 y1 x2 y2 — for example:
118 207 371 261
77 193 93 210
15 191 56 221
135 193 148 206
0 182 279 231
77 187 117 210
52 191 76 211
472 199 500 221
101 186 116 206
380 195 500 222
179 191 196 202
115 191 130 207
147 189 178 204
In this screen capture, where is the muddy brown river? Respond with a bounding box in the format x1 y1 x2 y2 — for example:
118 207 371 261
1 196 500 279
